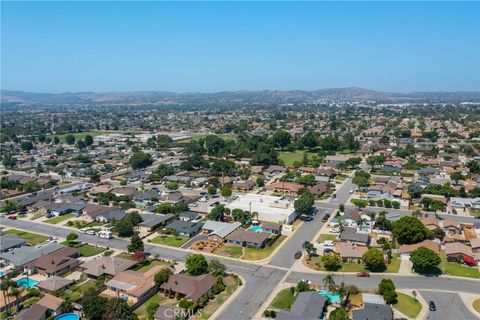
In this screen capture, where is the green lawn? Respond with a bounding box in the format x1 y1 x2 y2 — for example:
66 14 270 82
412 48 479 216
243 235 286 261
44 213 76 224
115 252 136 260
317 234 337 243
77 244 106 257
134 294 166 320
393 293 422 319
470 210 480 217
441 261 480 279
150 235 188 247
4 229 49 245
304 255 400 273
60 280 99 302
270 288 296 310
215 245 243 258
278 150 317 166
50 130 115 141
136 260 167 273
385 256 401 273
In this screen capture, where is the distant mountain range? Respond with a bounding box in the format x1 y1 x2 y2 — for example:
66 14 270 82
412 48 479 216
2 87 480 106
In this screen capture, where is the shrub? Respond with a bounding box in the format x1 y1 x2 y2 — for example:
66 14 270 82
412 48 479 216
178 299 193 309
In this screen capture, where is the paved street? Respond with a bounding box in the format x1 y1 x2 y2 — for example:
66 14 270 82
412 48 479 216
420 291 478 320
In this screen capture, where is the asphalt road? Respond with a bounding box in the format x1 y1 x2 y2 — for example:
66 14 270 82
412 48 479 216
268 209 330 268
420 291 479 320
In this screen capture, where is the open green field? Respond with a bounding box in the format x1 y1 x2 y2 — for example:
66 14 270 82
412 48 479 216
191 133 237 142
4 229 49 245
270 287 296 310
393 293 422 319
317 234 337 243
150 235 188 247
50 130 116 141
44 213 76 224
278 150 317 166
441 261 480 279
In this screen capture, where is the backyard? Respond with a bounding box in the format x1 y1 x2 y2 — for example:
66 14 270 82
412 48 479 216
150 235 188 247
193 275 241 319
59 279 99 302
136 260 167 273
44 213 76 224
4 229 49 245
393 292 422 319
134 294 166 320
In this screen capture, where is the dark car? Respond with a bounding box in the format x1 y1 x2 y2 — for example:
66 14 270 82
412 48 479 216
331 194 337 199
323 248 334 254
322 214 331 222
302 241 310 248
7 215 17 220
300 214 314 222
294 251 302 259
356 272 370 277
475 216 480 219
429 301 436 311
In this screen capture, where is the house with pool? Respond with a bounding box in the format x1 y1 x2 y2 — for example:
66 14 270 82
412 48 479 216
226 227 270 248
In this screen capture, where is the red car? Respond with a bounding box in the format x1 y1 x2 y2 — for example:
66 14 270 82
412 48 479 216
7 215 17 220
356 272 370 277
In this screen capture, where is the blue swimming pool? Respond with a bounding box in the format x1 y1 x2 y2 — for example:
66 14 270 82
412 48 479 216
249 226 263 232
318 289 341 303
16 278 38 289
54 313 80 320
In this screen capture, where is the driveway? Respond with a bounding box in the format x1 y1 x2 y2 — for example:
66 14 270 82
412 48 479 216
420 291 478 320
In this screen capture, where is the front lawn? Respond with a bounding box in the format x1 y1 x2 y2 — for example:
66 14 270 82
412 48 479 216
304 255 400 273
470 210 480 217
393 293 422 319
194 275 241 319
270 287 296 310
150 235 188 247
473 299 480 313
317 234 337 243
77 244 106 257
134 294 166 320
44 213 76 224
215 245 243 258
4 229 49 245
385 256 401 273
440 261 480 279
136 260 167 273
243 235 286 261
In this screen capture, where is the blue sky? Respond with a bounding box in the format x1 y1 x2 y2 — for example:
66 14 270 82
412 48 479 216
1 1 479 93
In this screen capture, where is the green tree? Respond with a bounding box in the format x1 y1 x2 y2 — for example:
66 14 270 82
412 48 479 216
323 273 336 290
154 268 172 287
146 301 159 320
155 203 173 214
208 259 227 276
329 308 350 320
129 151 153 169
205 135 226 155
378 279 397 304
321 254 341 271
256 177 265 187
66 233 78 242
294 192 314 215
77 140 86 149
410 247 441 273
83 294 109 320
208 204 227 221
116 219 134 237
65 134 76 145
271 130 292 150
221 186 232 197
297 280 310 292
207 185 217 195
104 297 138 320
84 134 94 146
165 182 179 190
392 216 427 244
127 234 144 253
186 254 208 275
21 141 34 151
362 248 385 270
53 136 60 144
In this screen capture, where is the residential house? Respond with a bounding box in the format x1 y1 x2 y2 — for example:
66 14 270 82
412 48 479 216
308 182 329 197
334 242 368 263
36 294 64 317
83 204 126 222
80 256 136 278
164 220 204 237
398 240 440 259
0 243 64 269
339 227 370 246
226 228 270 248
261 221 282 235
160 274 216 302
232 180 255 192
444 242 480 266
36 276 73 294
178 211 199 222
111 187 137 197
49 201 85 217
201 221 242 242
352 303 393 320
30 247 79 277
105 265 166 304
138 213 175 233
276 292 328 320
265 182 303 195
14 304 48 320
0 234 26 253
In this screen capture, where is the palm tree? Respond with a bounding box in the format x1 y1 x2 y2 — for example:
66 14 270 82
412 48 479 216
337 282 346 298
322 273 336 291
8 286 21 312
0 280 10 312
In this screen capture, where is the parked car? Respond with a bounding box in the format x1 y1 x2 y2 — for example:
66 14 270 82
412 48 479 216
331 194 337 199
7 215 17 220
298 279 311 284
323 248 334 254
86 230 97 235
302 241 310 248
300 214 314 222
323 240 335 247
356 272 370 277
294 251 302 259
350 189 355 194
429 301 436 311
322 214 331 222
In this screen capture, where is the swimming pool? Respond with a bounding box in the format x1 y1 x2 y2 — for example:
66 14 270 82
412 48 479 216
54 313 80 320
249 226 263 232
16 278 38 289
318 289 341 303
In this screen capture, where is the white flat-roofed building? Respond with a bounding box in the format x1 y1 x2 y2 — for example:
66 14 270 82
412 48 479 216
224 194 297 224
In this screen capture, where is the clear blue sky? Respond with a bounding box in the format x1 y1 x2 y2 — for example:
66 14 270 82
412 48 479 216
1 1 479 93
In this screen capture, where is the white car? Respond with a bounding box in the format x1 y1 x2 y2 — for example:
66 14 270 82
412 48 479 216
79 228 88 234
350 189 355 194
298 279 312 284
86 230 97 235
323 240 335 247
188 203 198 207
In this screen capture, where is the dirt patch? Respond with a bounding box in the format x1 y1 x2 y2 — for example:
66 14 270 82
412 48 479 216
190 240 221 253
